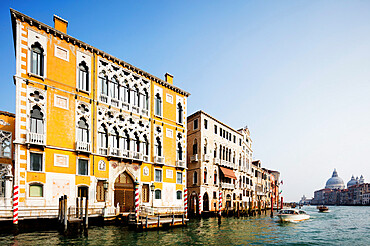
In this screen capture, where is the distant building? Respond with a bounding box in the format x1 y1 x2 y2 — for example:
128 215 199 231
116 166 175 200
312 169 369 205
299 195 312 205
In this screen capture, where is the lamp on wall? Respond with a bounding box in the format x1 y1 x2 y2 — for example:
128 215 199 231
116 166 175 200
103 180 109 190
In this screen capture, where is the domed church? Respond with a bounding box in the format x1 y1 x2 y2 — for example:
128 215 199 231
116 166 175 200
325 169 345 190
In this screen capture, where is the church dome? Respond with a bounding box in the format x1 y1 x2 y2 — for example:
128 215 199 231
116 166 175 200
359 175 364 184
347 175 357 188
325 169 345 190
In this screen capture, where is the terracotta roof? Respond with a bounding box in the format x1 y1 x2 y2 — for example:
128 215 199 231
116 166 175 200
220 167 237 180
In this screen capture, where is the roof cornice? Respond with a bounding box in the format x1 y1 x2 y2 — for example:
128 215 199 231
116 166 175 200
10 8 190 97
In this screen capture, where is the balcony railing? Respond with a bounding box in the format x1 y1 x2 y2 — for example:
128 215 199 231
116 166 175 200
203 154 211 162
131 105 140 114
76 141 91 153
108 147 121 157
213 158 220 164
132 152 143 161
27 132 45 145
154 156 165 164
142 108 149 116
99 147 108 156
176 160 186 168
220 160 234 169
143 155 149 162
100 94 108 103
121 149 131 158
221 182 234 190
190 154 198 162
111 98 120 107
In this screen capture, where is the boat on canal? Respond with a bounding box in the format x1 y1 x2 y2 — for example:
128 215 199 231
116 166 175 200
277 209 310 222
317 205 329 213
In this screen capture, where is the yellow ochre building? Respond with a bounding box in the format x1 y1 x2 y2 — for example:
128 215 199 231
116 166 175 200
10 9 190 218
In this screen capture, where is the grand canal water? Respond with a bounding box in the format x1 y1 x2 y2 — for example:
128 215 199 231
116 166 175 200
1 206 369 245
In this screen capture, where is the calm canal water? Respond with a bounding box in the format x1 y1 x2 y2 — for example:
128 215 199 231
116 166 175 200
1 206 369 245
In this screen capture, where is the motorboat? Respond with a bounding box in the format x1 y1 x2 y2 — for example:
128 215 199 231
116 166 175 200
317 205 329 213
277 209 310 222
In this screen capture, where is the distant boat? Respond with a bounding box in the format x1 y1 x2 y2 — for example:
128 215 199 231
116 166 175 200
317 205 329 213
277 209 310 222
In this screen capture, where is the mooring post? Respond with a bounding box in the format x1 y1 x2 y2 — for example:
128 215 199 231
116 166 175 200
79 197 83 219
63 195 68 233
84 197 89 229
146 215 148 228
172 213 175 225
182 213 184 225
157 214 160 228
271 193 274 218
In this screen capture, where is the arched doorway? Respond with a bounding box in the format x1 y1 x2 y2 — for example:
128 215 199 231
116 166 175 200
189 193 198 216
114 172 134 212
226 194 231 209
203 192 209 212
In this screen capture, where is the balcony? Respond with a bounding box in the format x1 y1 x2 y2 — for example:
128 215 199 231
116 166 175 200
154 156 165 165
220 160 234 169
203 154 211 162
121 149 131 158
108 147 121 157
142 108 149 116
132 152 143 161
190 154 199 162
27 132 45 145
176 160 186 168
131 105 140 114
100 94 108 103
213 158 220 164
99 147 108 156
143 155 149 162
76 141 91 153
111 98 120 107
221 182 234 190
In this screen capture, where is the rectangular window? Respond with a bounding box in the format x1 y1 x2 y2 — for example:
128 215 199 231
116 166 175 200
176 172 182 184
155 190 162 199
219 128 222 137
29 184 43 197
155 169 162 182
239 139 242 146
214 125 217 134
155 95 162 116
78 159 88 175
204 119 208 129
213 191 217 199
96 180 105 202
176 190 182 200
194 119 198 130
233 135 236 143
30 153 42 172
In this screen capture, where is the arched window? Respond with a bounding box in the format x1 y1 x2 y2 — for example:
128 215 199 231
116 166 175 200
155 137 162 156
176 190 182 200
233 152 235 164
30 106 43 134
229 149 232 162
123 130 130 150
143 135 149 156
77 118 89 142
193 171 198 185
203 140 207 155
121 81 130 103
177 142 183 161
214 170 217 185
110 127 119 149
31 43 44 76
133 133 140 152
109 76 119 99
100 73 108 96
155 190 162 199
98 124 108 154
193 139 198 155
78 62 89 91
144 90 149 110
177 103 183 124
214 144 217 158
134 87 140 107
155 93 162 116
204 167 207 184
219 145 222 160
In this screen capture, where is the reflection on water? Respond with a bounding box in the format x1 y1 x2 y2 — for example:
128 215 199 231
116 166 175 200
1 206 369 245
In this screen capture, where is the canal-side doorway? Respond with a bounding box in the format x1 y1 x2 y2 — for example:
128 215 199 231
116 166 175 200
114 172 134 212
203 192 209 212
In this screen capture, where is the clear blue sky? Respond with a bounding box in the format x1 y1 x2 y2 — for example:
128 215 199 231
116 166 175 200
1 1 370 201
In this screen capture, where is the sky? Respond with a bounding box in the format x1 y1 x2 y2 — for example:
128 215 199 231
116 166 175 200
1 0 370 201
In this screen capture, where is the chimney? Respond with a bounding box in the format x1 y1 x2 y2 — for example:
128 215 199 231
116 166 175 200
165 73 173 84
53 15 68 33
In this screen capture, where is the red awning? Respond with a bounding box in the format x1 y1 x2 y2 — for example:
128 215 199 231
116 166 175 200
220 167 237 180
